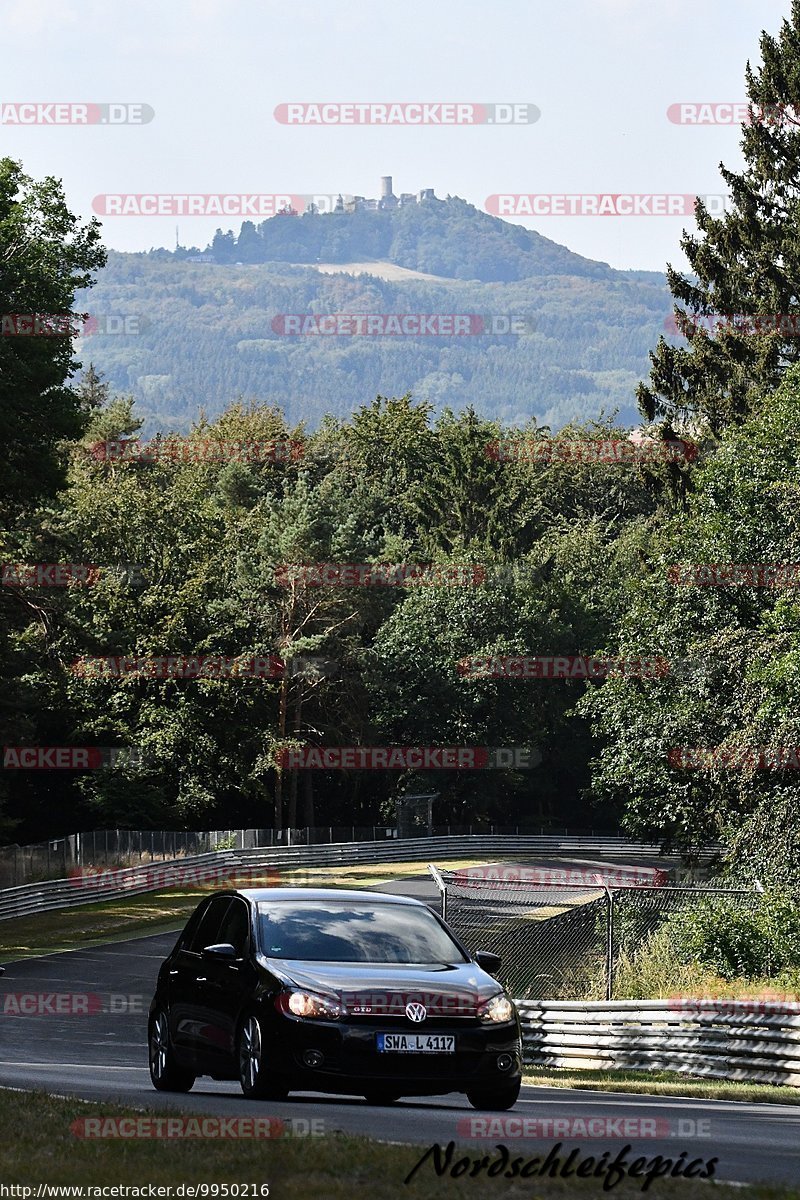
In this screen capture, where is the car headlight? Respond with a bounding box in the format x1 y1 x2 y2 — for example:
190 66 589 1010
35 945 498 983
277 989 344 1020
477 993 515 1024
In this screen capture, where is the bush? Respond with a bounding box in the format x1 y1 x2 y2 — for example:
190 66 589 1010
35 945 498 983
613 924 800 1000
658 893 800 980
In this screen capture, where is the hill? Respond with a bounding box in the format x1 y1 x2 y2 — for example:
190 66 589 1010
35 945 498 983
196 195 620 283
75 197 672 433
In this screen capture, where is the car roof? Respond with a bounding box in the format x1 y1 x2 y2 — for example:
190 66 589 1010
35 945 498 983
231 887 425 906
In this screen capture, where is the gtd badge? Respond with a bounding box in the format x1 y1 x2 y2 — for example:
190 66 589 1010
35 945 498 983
405 1002 427 1023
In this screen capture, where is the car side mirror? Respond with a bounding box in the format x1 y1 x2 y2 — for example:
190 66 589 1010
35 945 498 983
475 950 502 975
202 942 238 961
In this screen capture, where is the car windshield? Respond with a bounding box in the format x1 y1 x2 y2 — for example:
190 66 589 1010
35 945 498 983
256 900 468 964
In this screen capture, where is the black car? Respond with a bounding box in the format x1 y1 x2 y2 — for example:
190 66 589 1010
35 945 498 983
148 888 522 1110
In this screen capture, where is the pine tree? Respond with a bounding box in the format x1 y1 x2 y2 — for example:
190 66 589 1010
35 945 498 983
77 364 110 411
638 1 800 434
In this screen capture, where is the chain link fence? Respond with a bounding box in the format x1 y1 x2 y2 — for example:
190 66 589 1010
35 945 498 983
434 868 762 1000
0 829 241 888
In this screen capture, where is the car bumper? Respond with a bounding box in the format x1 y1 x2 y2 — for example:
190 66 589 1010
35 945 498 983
264 1014 522 1095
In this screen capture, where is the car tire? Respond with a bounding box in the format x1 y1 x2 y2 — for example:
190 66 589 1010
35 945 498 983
465 1079 521 1111
238 1012 289 1100
148 1010 195 1093
362 1090 400 1106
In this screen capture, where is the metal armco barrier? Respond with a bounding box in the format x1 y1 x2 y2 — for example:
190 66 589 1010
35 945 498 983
0 851 246 922
0 834 707 923
517 998 800 1087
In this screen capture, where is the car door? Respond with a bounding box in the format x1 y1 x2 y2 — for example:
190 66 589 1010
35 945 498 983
193 896 255 1067
168 896 234 1064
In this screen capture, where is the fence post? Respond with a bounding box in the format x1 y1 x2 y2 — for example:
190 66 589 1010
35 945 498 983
605 888 614 1001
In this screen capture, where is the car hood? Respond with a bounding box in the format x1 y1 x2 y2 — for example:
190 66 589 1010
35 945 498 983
261 958 505 1016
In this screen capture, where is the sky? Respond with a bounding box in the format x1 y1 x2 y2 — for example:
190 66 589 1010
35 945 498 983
0 0 792 272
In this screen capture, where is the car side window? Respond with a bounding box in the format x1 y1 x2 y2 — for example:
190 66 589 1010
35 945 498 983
217 897 250 957
185 897 233 954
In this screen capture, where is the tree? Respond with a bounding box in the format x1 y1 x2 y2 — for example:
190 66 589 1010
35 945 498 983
637 2 800 435
76 364 110 412
0 159 106 520
580 365 800 880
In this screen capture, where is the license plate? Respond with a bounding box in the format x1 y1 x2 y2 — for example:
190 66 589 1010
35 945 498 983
376 1033 455 1053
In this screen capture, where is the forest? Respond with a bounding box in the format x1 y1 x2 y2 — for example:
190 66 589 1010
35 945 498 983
5 1 800 897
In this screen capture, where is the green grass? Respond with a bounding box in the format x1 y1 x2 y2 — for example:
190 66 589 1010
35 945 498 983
524 1067 800 1106
0 1090 796 1197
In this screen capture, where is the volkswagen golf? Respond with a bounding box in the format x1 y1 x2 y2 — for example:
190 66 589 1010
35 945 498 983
148 888 522 1109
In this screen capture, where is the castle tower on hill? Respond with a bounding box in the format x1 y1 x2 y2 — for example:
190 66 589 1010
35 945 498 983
339 180 436 215
379 175 398 209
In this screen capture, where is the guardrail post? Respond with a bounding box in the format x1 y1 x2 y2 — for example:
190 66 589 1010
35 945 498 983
605 887 614 1001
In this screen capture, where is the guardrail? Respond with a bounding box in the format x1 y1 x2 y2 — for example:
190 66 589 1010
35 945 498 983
0 851 248 922
0 834 707 924
232 834 707 870
1 825 719 889
517 998 800 1087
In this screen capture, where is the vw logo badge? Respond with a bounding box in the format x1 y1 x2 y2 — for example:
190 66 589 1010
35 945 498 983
406 1002 427 1023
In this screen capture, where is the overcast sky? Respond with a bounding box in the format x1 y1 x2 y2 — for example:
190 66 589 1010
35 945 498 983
0 0 790 272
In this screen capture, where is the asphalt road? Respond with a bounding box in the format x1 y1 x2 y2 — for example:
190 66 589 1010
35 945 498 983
1 932 799 1189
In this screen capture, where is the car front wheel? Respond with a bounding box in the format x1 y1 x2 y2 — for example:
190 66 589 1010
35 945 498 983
465 1079 521 1111
149 1010 195 1092
238 1013 288 1100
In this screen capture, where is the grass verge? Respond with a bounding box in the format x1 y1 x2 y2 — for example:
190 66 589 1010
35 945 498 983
524 1067 800 1106
0 1089 796 1197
